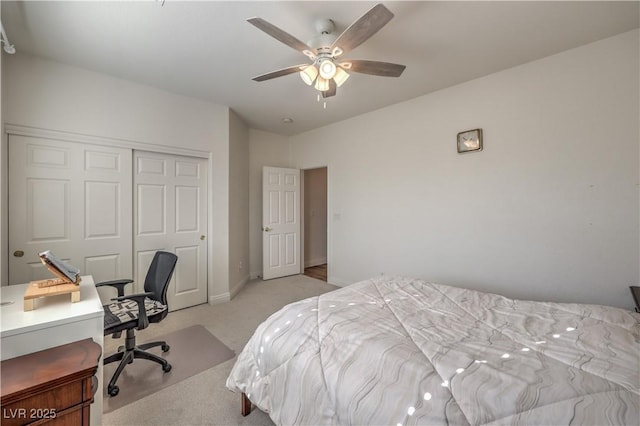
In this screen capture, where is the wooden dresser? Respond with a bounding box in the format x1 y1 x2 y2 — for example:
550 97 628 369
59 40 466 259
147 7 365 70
0 339 101 426
1 276 104 424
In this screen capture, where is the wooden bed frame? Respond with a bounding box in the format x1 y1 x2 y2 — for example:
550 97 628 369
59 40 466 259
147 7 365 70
241 393 252 416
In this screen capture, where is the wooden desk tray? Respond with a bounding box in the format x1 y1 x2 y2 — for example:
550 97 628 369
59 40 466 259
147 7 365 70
23 282 81 311
32 277 73 288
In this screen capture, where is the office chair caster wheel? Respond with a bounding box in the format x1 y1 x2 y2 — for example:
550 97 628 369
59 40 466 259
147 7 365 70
162 344 170 352
108 385 119 396
163 363 172 372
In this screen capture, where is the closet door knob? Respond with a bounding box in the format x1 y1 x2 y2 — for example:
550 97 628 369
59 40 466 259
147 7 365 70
13 250 24 258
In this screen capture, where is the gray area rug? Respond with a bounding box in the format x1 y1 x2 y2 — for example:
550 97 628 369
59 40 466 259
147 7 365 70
103 324 235 413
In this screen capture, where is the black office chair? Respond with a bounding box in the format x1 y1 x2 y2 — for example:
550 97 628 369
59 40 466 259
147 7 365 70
630 286 640 313
96 251 178 396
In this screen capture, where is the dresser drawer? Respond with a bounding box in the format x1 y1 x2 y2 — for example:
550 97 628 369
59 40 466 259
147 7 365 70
1 340 100 426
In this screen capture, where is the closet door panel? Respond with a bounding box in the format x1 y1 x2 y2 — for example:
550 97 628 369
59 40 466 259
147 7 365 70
8 135 132 286
134 151 208 310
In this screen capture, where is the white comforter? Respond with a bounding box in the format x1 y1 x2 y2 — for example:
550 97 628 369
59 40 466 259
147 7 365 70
226 276 639 425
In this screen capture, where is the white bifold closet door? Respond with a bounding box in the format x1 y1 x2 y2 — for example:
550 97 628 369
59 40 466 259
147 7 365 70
134 151 208 311
8 135 133 285
8 136 208 312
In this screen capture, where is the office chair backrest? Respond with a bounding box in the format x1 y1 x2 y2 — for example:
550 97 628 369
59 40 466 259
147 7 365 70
144 251 178 306
630 286 640 313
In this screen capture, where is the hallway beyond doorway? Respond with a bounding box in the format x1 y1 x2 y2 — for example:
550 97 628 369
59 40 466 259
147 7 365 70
303 264 327 282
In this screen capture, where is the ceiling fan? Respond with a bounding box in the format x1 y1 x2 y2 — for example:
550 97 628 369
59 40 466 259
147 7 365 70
247 3 406 99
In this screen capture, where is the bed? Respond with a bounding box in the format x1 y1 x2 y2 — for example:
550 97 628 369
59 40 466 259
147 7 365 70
226 276 639 425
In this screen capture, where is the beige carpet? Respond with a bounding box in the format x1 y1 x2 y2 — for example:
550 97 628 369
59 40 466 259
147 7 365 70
103 324 235 413
102 274 338 425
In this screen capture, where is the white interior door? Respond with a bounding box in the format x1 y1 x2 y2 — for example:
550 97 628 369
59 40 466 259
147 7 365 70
262 166 300 280
8 135 132 285
134 151 208 311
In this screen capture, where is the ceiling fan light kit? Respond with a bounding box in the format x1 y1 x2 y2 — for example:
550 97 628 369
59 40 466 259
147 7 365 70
318 59 337 79
0 21 16 54
333 67 350 87
300 65 318 85
247 3 406 100
314 76 330 92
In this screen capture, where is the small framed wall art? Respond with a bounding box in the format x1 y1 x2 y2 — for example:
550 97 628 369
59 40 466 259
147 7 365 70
457 128 483 153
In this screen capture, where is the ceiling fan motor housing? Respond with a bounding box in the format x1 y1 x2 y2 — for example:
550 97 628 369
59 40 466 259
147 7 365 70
308 18 337 53
315 18 334 36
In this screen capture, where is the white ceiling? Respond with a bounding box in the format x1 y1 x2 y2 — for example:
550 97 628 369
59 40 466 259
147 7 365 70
1 1 638 136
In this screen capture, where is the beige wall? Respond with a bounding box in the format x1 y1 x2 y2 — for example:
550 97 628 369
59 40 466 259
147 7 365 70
248 129 290 278
289 30 639 309
228 109 250 297
0 10 4 285
3 54 227 151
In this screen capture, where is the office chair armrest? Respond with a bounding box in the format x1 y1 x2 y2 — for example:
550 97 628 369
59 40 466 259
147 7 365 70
96 279 134 298
112 292 154 330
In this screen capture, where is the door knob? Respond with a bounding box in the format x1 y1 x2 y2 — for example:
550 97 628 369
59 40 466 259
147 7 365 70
263 227 272 232
13 250 24 257
200 235 206 240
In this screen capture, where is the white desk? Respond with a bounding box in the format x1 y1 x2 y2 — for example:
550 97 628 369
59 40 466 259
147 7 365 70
0 276 104 425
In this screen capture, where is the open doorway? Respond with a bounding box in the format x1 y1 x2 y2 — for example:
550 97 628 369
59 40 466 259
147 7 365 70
302 167 327 282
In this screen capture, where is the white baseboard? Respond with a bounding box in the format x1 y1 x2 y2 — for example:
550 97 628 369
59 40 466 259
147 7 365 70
209 275 250 305
230 274 250 299
304 257 327 268
209 292 230 305
327 276 349 287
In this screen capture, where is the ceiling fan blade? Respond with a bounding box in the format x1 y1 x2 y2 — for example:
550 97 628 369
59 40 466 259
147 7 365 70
322 79 337 98
331 4 394 57
252 64 307 82
341 60 406 77
247 17 314 56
